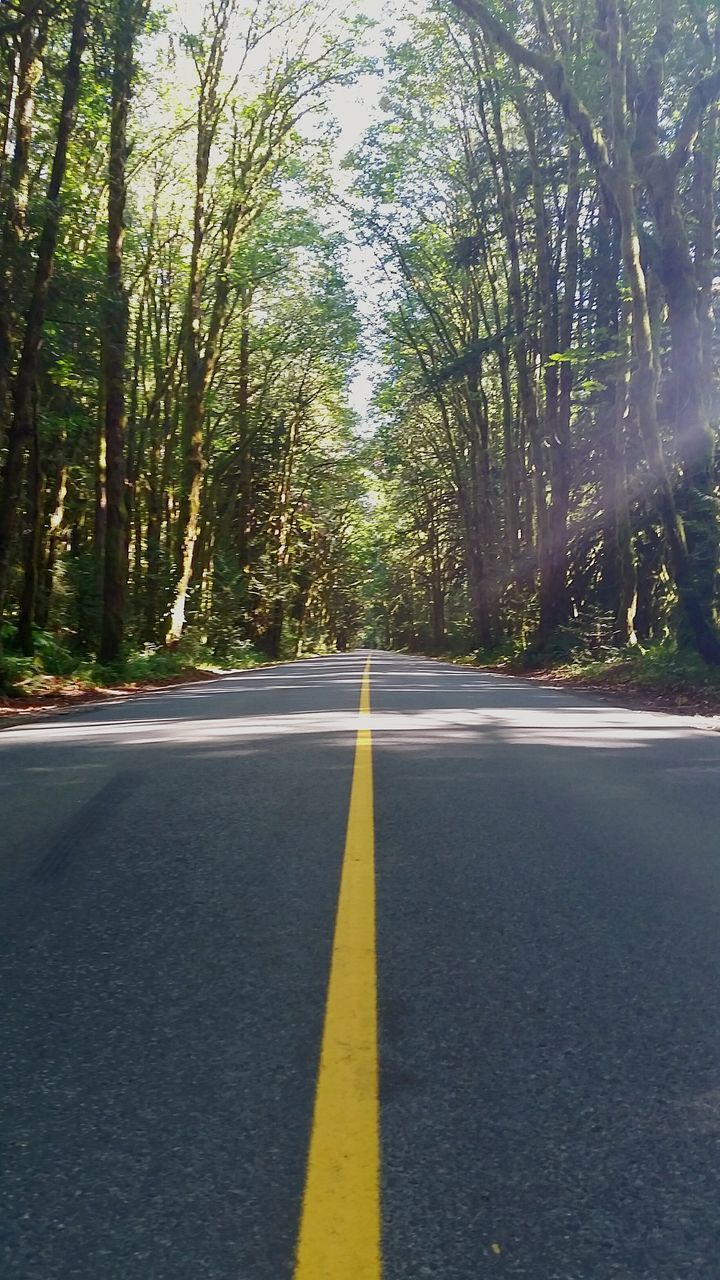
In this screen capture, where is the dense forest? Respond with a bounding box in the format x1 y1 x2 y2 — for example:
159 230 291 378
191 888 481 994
1 0 720 688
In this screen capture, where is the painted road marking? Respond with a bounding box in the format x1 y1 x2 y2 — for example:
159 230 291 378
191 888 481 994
294 655 381 1279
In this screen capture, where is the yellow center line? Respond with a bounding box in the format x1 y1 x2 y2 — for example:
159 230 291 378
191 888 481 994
294 654 381 1280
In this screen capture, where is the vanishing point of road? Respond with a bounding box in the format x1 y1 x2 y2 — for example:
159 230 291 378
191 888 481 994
2 651 720 1279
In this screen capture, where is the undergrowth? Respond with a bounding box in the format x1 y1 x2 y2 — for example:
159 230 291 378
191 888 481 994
439 638 720 697
0 626 268 700
553 645 720 692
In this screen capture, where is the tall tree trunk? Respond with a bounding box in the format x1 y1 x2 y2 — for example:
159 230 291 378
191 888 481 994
166 8 233 644
652 186 718 645
0 40 17 186
145 420 163 641
36 460 67 629
607 295 637 643
471 63 520 569
0 11 47 437
692 99 717 396
168 368 206 643
0 0 88 627
17 387 43 654
546 139 580 636
634 520 665 643
100 0 140 663
425 488 446 651
516 95 562 641
485 72 547 615
594 198 635 642
236 298 252 570
465 366 499 648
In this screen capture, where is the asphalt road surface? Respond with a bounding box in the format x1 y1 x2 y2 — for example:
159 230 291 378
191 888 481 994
2 650 720 1279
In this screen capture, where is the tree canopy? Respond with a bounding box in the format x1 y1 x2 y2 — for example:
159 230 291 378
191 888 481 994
1 0 720 680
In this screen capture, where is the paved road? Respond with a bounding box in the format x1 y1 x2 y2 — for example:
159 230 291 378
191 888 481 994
2 650 720 1278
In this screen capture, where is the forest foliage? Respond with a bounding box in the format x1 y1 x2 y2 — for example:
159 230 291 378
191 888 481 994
1 0 720 691
361 0 720 667
0 0 372 689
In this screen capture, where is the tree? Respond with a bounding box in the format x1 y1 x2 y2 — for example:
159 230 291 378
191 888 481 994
448 0 720 662
0 0 89 632
100 0 149 662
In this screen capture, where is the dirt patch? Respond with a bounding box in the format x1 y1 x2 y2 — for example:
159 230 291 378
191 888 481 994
490 665 720 725
0 668 219 726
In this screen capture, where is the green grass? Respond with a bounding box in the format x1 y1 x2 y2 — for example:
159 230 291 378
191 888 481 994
430 639 720 705
0 627 269 701
551 645 720 694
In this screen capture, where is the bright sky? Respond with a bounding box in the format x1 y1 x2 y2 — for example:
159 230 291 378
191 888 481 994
159 0 411 428
322 3 410 429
